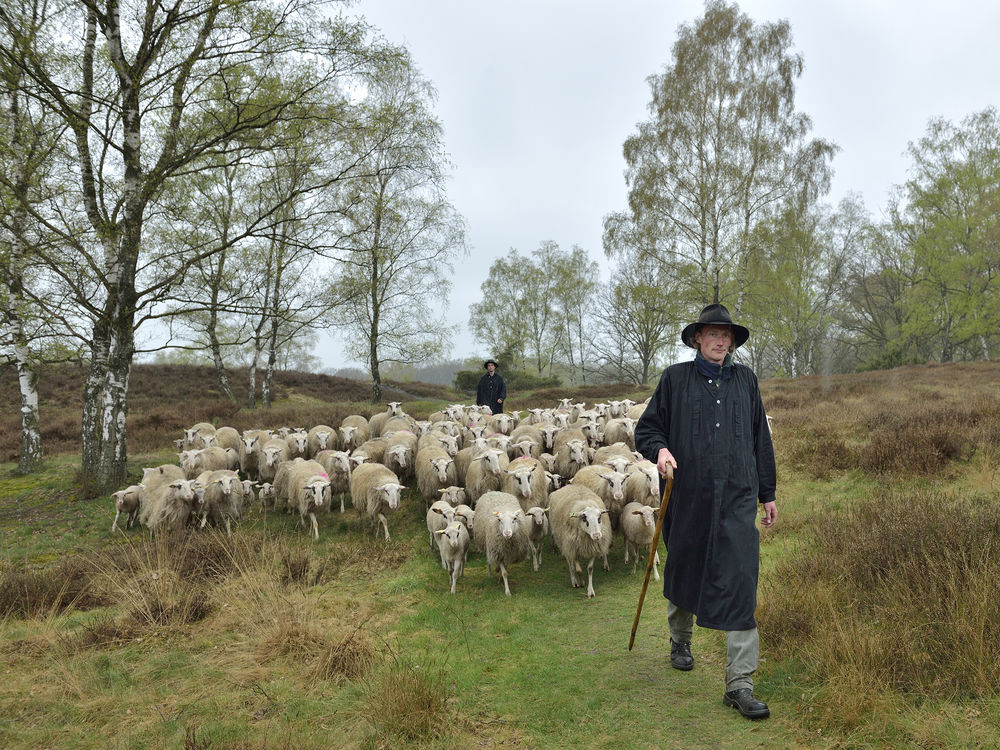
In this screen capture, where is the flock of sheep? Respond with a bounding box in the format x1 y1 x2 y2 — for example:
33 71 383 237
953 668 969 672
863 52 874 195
111 397 668 598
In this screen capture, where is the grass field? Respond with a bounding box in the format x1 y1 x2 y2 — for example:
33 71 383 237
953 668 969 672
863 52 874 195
2 362 1000 748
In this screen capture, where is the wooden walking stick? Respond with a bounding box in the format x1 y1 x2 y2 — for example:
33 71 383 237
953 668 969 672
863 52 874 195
628 465 674 651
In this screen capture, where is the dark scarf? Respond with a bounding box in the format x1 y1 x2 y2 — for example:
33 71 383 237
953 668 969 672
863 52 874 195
695 351 734 381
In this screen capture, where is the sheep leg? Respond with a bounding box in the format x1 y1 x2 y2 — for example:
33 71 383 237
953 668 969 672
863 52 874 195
310 512 319 540
500 563 512 596
112 511 121 533
586 558 596 599
225 518 232 537
438 542 448 570
339 492 345 514
377 513 390 541
199 514 208 529
624 541 629 564
653 548 661 581
449 562 458 594
528 540 539 572
567 555 579 587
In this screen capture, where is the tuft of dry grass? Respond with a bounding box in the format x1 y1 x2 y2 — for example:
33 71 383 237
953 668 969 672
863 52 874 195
255 614 379 683
360 656 451 742
0 555 110 619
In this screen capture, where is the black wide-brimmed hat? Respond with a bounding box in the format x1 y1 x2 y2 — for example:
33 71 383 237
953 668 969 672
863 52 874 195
681 304 750 349
483 358 499 369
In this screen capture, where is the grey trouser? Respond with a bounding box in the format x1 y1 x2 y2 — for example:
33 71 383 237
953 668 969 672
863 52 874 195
667 600 758 691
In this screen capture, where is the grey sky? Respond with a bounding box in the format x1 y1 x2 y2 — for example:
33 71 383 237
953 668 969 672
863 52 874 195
317 0 1000 371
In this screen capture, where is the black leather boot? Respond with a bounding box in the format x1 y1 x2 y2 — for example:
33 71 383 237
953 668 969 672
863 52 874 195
669 639 693 671
723 688 770 719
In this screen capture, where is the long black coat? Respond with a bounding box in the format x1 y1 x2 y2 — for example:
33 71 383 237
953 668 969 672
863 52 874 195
476 372 506 412
634 360 775 631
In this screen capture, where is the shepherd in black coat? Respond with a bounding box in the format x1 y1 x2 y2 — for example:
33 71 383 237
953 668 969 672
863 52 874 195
476 359 506 415
634 303 777 721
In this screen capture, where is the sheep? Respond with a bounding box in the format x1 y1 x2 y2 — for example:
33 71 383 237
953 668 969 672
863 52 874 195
368 402 405 437
383 415 417 435
452 503 475 533
285 430 310 460
621 502 661 580
257 482 275 510
111 485 143 532
454 437 488 486
417 431 459 457
500 456 548 512
437 485 467 507
241 480 257 508
140 464 185 495
351 437 388 465
382 430 418 480
488 412 516 435
239 429 271 479
460 422 488 448
624 459 660 508
307 425 337 457
181 422 216 451
538 452 557 472
434 521 470 594
545 472 564 492
416 446 457 507
179 446 232 480
315 449 353 512
538 424 561 452
192 469 246 535
349 462 405 540
602 417 636 449
486 432 512 457
524 506 549 571
257 437 291 483
271 457 305 514
570 465 631 529
627 401 649 421
472 491 530 596
287 459 332 539
464 448 510 506
207 426 241 453
548 485 612 598
593 442 635 465
140 478 199 534
510 423 543 449
554 437 590 480
426 500 456 553
338 415 371 452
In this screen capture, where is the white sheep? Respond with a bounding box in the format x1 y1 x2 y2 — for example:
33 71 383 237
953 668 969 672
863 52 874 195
453 437 489 485
548 485 612 598
382 430 418 480
417 431 459 457
239 429 271 480
338 415 371 452
452 503 475 533
287 459 332 539
351 437 388 465
192 469 246 535
500 456 548 512
624 459 660 508
416 446 457 507
141 464 185 495
464 448 510 506
307 425 337 457
434 521 470 594
621 502 661 580
257 482 275 510
257 437 291 483
426 500 456 555
285 430 310 460
181 422 216 451
349 462 405 540
472 491 530 597
111 485 143 532
554 437 589 480
368 402 405 437
524 506 549 571
602 417 636 449
207 426 242 453
437 485 468 507
570 465 631 530
140 478 199 534
315 449 353 513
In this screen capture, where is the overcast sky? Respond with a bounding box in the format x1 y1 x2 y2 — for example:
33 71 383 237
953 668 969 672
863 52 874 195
317 0 1000 371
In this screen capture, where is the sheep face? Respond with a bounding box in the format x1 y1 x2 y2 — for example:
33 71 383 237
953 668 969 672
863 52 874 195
386 444 409 470
438 486 466 506
567 440 587 465
479 449 505 477
599 471 630 503
437 521 468 550
526 507 548 527
603 456 632 475
315 431 333 450
539 425 559 450
264 446 284 467
304 480 327 509
430 457 453 483
387 401 403 416
436 435 459 457
539 453 557 472
505 465 536 499
414 421 431 436
493 508 523 539
546 472 564 491
168 480 197 505
377 483 405 510
570 506 609 541
631 506 657 527
453 504 474 529
327 451 352 475
288 432 308 455
513 440 536 457
242 434 258 453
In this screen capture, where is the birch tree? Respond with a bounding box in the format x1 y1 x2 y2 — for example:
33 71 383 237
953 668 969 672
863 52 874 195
0 0 376 489
604 0 834 315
